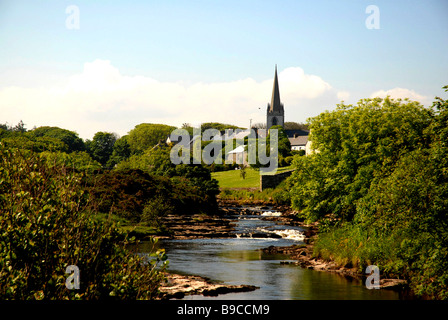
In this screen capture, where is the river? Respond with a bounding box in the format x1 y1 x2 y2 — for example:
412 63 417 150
138 209 400 300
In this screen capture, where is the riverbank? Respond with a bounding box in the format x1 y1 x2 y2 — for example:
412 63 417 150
155 199 409 299
261 241 409 291
221 200 409 292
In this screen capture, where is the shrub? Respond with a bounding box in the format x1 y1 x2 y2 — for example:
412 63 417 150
87 167 219 222
141 196 174 228
0 145 167 300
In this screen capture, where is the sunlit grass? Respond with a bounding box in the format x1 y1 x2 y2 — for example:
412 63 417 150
212 166 293 189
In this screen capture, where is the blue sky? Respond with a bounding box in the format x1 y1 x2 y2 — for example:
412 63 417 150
1 0 447 139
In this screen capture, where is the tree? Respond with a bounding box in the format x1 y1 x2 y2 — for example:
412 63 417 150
284 121 309 130
200 122 244 133
107 135 131 168
251 122 266 129
181 123 194 135
88 132 117 167
13 120 27 133
269 125 291 158
40 151 102 173
239 164 247 179
288 88 448 299
0 145 166 299
0 135 68 153
29 126 85 153
115 143 176 176
289 97 433 222
127 123 176 154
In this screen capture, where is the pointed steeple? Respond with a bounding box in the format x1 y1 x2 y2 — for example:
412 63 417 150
266 65 285 131
269 64 282 112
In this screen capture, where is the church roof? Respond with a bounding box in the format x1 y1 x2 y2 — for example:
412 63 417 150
285 129 309 138
268 65 283 113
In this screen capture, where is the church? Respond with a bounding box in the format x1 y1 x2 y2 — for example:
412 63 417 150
167 65 311 155
265 65 309 152
266 65 285 130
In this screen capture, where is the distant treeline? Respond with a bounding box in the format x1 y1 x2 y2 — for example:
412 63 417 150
0 121 225 300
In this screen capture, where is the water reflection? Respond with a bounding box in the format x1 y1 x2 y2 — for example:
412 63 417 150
137 215 401 300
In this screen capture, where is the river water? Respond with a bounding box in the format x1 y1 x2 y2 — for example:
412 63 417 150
139 210 400 300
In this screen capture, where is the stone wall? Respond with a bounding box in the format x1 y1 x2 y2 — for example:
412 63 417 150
260 170 294 191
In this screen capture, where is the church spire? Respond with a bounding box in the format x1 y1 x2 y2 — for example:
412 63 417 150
266 65 285 131
269 64 281 112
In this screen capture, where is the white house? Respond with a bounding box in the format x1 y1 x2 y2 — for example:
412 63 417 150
289 135 309 151
226 145 247 165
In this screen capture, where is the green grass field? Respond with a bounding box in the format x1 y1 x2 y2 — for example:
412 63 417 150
211 166 293 189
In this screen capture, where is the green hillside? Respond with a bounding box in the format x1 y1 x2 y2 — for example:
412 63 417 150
212 166 293 189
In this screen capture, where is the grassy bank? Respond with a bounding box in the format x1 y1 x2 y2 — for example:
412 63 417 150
212 167 260 188
312 219 448 299
218 180 291 205
92 213 163 239
313 223 403 275
212 166 293 189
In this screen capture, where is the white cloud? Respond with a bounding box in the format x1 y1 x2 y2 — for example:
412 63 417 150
370 87 429 104
0 59 347 139
337 91 351 101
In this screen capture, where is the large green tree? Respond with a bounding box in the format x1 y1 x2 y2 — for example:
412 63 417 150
289 97 433 222
87 132 117 167
268 125 291 158
290 89 448 299
127 123 176 155
107 135 131 168
28 126 85 153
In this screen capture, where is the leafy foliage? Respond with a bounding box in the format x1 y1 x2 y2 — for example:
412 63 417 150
28 126 85 153
289 97 433 221
0 145 166 300
200 122 245 133
141 196 174 228
87 132 117 167
39 151 102 173
107 135 131 168
269 125 291 158
292 89 448 299
127 123 176 154
87 168 219 223
115 143 176 176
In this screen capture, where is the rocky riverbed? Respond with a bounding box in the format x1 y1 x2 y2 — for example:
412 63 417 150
156 200 408 298
159 273 258 300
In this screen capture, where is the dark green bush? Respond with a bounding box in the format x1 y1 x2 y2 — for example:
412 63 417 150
87 167 219 222
0 145 166 300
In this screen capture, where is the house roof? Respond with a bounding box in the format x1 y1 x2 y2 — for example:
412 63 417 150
234 130 250 140
227 145 246 154
288 135 308 146
166 134 200 145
